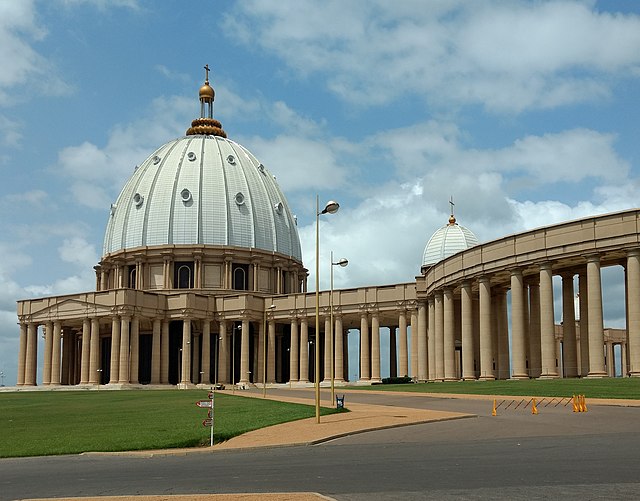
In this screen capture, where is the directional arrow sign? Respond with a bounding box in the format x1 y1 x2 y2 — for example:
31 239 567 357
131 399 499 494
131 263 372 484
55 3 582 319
196 400 213 408
202 418 213 427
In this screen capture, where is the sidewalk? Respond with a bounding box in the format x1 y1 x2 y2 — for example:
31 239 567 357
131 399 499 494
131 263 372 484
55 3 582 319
211 390 473 451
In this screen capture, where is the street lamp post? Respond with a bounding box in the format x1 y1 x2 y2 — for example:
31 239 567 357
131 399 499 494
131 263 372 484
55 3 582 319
315 196 340 424
263 302 276 398
330 252 349 404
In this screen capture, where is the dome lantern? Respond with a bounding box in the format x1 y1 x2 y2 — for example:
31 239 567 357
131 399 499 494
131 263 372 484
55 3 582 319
186 64 227 137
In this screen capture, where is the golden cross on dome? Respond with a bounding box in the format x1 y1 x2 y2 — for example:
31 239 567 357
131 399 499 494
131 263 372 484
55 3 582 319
204 64 211 83
449 196 455 216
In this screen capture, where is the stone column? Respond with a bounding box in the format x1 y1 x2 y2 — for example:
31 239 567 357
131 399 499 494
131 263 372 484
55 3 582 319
371 312 381 383
343 331 350 382
626 250 640 376
539 262 558 378
160 319 169 383
418 301 428 381
360 313 370 381
199 321 210 384
410 307 418 379
389 326 397 378
479 277 494 380
151 318 161 384
268 319 276 383
528 280 542 378
61 328 71 385
578 271 589 376
118 316 130 383
129 317 140 384
17 323 27 386
398 310 409 378
258 322 265 384
561 272 578 377
434 291 444 381
443 289 456 381
511 269 528 379
218 322 229 384
323 316 332 383
606 342 615 377
89 318 100 384
181 319 192 385
300 317 309 383
586 254 606 377
239 319 250 385
51 321 62 385
110 317 121 384
80 318 91 384
24 323 39 386
496 290 509 380
192 333 200 383
461 281 475 380
290 318 299 382
335 315 344 382
43 321 53 385
427 297 435 381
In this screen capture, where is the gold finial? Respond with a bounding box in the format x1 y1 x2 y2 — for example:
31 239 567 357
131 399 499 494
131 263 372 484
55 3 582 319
199 64 215 102
188 64 227 138
448 196 456 225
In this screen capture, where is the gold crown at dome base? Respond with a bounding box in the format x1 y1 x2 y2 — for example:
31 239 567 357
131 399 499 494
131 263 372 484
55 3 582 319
186 118 227 137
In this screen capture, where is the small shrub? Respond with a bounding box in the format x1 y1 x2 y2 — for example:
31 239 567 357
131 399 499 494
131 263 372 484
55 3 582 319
381 376 413 384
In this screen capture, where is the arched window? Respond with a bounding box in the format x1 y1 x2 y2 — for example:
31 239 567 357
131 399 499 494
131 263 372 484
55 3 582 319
174 262 194 289
128 268 137 289
233 264 249 290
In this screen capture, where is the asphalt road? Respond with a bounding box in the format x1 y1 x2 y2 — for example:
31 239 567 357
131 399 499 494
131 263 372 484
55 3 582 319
2 391 640 501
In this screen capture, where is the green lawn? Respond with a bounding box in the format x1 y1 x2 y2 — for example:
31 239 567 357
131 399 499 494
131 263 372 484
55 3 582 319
0 390 337 458
348 378 640 399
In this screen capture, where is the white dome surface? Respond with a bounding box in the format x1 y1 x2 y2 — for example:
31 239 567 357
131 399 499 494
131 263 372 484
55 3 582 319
103 134 302 261
422 218 478 266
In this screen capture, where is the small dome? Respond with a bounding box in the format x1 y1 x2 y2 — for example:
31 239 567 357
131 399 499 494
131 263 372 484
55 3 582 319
422 215 478 267
199 83 214 100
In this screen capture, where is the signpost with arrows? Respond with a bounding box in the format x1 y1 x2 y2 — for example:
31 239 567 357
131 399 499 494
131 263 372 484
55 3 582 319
195 390 216 446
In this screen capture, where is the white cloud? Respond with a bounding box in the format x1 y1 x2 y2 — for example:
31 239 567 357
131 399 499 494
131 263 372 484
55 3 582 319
56 94 194 210
225 0 640 112
0 0 69 106
243 135 349 192
57 0 140 10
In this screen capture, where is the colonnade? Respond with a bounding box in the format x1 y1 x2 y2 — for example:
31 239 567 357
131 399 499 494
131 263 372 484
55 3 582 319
420 251 640 380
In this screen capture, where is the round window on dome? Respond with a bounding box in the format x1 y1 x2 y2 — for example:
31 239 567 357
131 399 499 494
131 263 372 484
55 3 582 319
235 192 245 205
133 193 144 208
227 155 236 165
274 201 283 214
187 152 196 162
152 155 161 165
180 188 192 203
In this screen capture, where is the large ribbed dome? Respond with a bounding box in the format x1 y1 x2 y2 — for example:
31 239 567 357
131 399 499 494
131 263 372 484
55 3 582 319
422 214 478 267
103 134 302 262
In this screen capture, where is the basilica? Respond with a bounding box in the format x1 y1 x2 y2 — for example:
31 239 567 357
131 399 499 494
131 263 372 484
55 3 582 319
16 70 637 389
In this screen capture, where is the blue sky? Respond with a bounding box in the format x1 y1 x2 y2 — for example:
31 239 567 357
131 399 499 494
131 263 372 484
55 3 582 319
1 0 640 385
